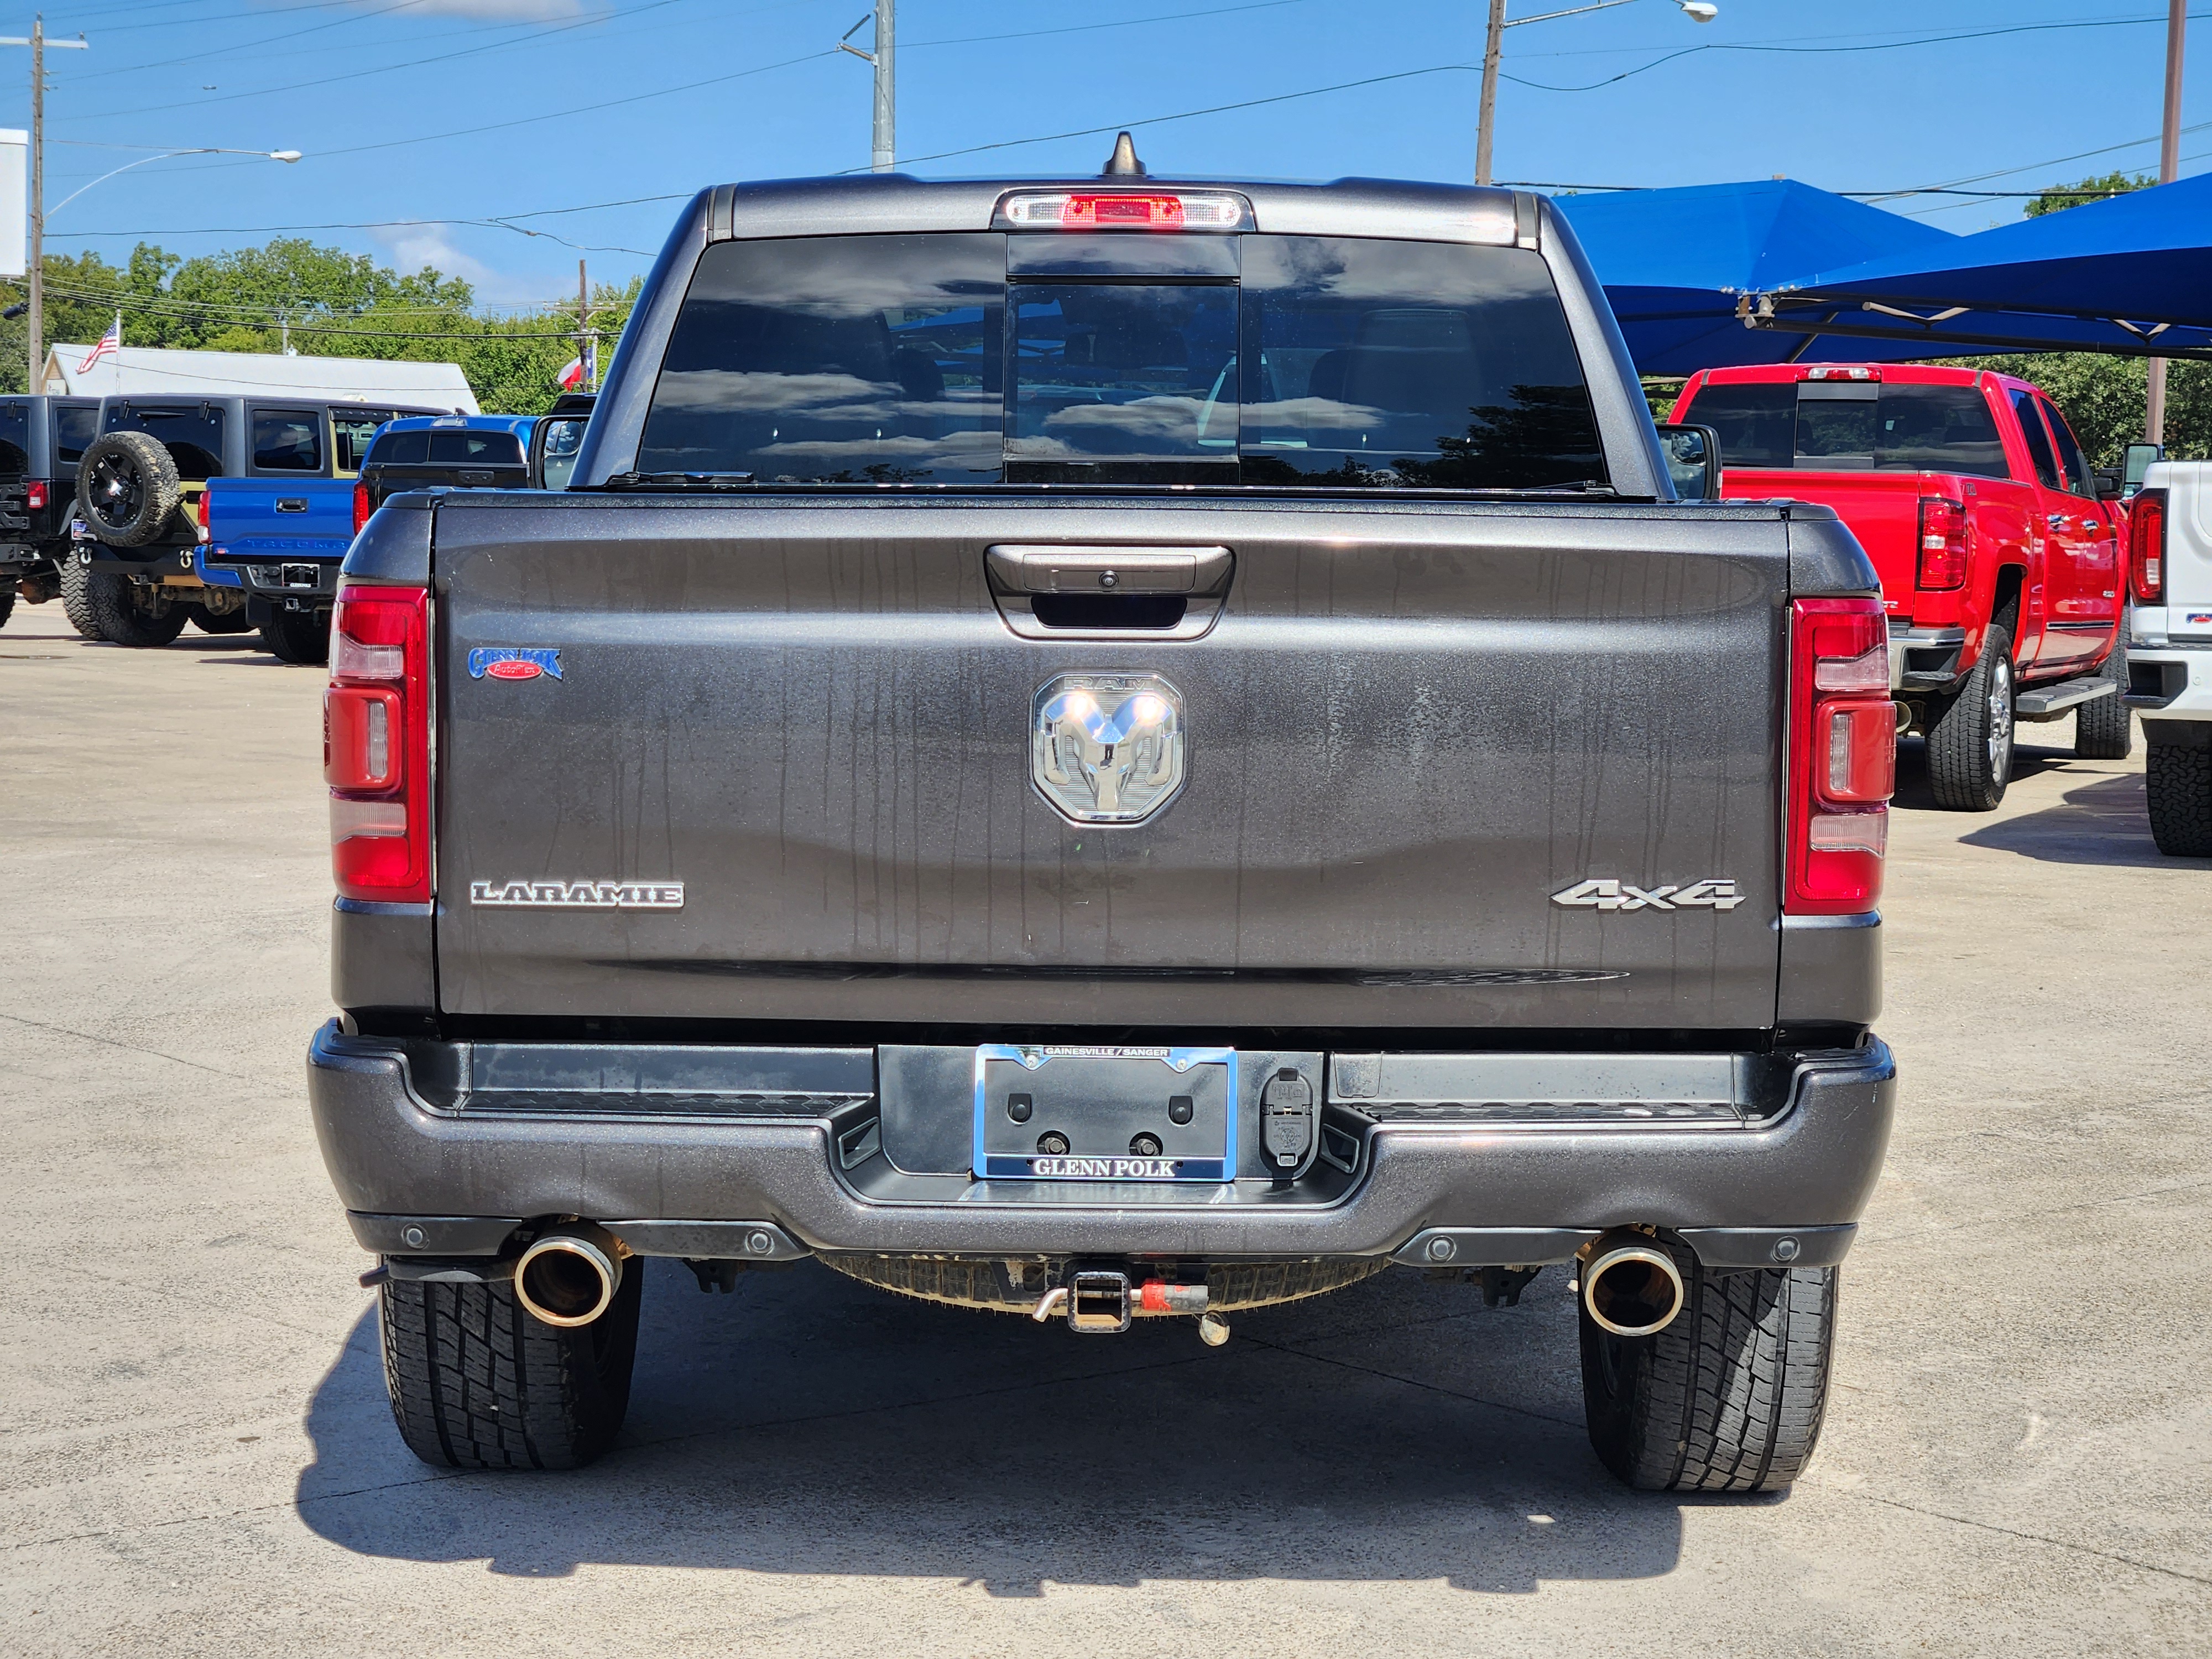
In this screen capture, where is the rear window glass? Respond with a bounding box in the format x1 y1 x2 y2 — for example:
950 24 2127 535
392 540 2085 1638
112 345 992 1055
333 412 395 473
109 405 224 479
634 231 1608 491
1681 379 2010 479
54 404 97 467
253 409 322 472
427 430 522 465
368 430 427 466
0 403 27 476
54 407 97 471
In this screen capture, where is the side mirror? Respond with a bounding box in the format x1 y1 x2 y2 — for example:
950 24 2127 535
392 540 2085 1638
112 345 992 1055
2122 441 2163 497
2094 466 2125 502
1656 422 1722 501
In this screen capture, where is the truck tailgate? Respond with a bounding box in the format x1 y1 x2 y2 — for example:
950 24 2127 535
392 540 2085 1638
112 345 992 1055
1721 467 1929 604
431 494 1788 1031
209 477 354 562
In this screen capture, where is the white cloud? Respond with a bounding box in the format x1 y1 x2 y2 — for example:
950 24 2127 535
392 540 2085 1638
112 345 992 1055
372 224 541 305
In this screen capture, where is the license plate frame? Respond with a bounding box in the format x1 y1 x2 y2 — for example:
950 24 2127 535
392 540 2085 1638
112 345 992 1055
972 1044 1238 1181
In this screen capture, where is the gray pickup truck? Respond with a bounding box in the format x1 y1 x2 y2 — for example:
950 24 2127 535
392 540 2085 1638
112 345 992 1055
309 153 1897 1491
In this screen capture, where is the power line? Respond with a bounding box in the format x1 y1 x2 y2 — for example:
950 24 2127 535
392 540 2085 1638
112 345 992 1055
1496 9 2211 94
57 0 697 121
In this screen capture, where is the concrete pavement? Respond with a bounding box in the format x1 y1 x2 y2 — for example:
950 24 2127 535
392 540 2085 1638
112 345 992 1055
2 614 2208 1656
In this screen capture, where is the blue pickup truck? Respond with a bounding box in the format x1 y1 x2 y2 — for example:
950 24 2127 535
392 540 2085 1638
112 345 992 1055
200 413 536 662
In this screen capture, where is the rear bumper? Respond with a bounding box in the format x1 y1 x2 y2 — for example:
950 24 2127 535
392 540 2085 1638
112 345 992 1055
307 1021 1896 1271
2124 635 2212 735
1890 622 1969 691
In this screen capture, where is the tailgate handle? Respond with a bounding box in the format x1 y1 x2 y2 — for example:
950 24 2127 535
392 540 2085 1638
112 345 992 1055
986 544 1230 596
276 498 310 513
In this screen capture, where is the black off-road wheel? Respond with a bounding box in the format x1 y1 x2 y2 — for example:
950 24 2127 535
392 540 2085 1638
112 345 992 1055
1580 1240 1838 1493
0 578 14 630
2146 743 2212 857
2073 639 2133 760
1925 620 2016 811
77 430 181 548
60 552 100 639
85 567 187 647
260 608 329 665
379 1261 644 1470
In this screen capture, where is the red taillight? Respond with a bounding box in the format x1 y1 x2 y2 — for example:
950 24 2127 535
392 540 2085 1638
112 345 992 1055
352 480 372 536
326 583 430 904
26 479 46 510
1916 496 1968 590
1788 597 1893 915
997 189 1249 230
2130 488 2167 602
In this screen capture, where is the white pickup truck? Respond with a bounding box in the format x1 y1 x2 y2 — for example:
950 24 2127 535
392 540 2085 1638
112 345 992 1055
2126 460 2212 855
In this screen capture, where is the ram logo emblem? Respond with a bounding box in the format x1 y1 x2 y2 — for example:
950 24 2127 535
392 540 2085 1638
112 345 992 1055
1031 672 1185 825
1551 878 1743 912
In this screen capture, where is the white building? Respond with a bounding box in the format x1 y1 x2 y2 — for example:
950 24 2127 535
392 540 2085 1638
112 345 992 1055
39 344 478 412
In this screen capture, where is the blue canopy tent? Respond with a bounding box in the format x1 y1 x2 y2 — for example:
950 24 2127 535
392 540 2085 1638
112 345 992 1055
1552 179 1959 375
1738 169 2212 363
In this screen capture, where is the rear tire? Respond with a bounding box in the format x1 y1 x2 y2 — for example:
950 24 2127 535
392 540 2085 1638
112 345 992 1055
2073 639 2133 760
1580 1240 1837 1493
85 568 187 647
1925 620 2015 810
187 602 253 636
2146 742 2212 857
379 1261 643 1470
0 578 14 630
60 554 99 639
260 608 329 665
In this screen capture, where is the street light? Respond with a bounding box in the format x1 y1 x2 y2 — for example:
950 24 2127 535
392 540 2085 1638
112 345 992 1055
46 146 301 220
1476 0 1718 185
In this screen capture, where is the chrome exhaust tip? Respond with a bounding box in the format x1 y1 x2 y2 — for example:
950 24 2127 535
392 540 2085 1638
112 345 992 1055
1582 1230 1686 1338
513 1223 625 1328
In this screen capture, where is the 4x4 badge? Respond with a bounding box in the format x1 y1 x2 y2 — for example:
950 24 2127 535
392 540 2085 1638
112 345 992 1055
1551 878 1743 912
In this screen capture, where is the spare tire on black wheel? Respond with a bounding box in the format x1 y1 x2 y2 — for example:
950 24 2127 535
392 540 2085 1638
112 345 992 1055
260 607 329 665
77 430 181 548
85 567 187 647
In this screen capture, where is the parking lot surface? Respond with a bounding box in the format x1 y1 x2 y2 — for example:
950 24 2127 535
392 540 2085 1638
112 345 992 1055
3 618 2209 1657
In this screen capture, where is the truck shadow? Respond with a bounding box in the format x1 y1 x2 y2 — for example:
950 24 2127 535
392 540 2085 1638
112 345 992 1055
294 1261 1705 1593
1954 771 2205 867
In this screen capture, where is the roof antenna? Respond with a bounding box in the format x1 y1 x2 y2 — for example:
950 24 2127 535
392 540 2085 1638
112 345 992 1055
1101 131 1146 178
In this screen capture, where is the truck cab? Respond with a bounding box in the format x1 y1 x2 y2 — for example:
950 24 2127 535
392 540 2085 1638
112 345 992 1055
1673 364 2133 808
354 415 535 523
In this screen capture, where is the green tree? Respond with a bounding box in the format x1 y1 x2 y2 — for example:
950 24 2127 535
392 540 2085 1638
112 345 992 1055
0 238 635 412
2023 170 2152 217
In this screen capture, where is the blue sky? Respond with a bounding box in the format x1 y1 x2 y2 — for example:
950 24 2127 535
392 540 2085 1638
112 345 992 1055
14 0 2202 309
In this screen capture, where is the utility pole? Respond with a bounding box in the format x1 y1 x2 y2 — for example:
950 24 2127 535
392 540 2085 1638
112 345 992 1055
1474 3 1713 188
577 257 591 392
0 18 90 393
2148 0 2186 446
1477 0 1506 187
838 2 895 173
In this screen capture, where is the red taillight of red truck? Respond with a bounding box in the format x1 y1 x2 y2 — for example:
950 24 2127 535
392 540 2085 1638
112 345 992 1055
1916 496 1968 590
1787 597 1893 915
325 583 430 905
352 481 373 536
2130 488 2167 602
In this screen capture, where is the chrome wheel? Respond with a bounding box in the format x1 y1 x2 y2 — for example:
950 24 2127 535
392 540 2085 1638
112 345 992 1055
1987 653 2014 784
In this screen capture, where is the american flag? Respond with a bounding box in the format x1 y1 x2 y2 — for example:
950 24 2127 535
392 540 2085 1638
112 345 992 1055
77 314 121 374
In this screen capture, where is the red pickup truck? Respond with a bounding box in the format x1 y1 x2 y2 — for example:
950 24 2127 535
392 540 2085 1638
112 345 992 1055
1672 364 2130 809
